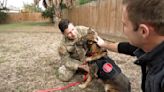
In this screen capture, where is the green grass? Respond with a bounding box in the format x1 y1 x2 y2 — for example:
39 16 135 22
25 22 51 26
79 0 96 5
0 22 51 31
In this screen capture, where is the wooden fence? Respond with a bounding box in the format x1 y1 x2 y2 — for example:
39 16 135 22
63 0 127 41
5 13 48 23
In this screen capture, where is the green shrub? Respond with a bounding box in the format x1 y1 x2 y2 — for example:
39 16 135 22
0 11 8 24
41 6 55 23
79 0 96 5
61 3 67 9
23 4 42 12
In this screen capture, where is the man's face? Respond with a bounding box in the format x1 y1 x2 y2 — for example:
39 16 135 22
63 23 78 40
122 6 143 47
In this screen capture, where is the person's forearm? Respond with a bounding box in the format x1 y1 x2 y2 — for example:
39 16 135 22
58 46 80 71
96 36 119 53
102 41 119 52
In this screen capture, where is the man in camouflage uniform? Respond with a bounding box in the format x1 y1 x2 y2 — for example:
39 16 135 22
57 19 90 82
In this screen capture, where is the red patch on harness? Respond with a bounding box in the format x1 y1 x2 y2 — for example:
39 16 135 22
103 63 113 73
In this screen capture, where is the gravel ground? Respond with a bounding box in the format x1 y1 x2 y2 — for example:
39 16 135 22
0 24 141 92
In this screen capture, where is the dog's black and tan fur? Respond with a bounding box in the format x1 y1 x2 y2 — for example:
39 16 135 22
76 28 131 92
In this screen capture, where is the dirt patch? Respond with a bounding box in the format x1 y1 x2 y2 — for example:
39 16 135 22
0 25 141 92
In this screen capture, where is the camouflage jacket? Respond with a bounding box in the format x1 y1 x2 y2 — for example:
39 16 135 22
58 26 89 71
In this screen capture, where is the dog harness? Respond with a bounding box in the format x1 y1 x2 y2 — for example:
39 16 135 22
95 56 122 80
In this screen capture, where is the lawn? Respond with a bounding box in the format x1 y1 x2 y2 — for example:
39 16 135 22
0 22 51 31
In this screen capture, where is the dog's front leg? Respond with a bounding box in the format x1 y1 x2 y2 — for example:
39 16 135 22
85 57 93 62
79 73 92 89
104 84 118 92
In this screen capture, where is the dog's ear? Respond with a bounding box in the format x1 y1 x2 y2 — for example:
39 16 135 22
87 28 97 35
86 28 99 42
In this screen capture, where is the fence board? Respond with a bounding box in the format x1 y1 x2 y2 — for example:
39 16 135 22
5 13 48 23
63 0 126 41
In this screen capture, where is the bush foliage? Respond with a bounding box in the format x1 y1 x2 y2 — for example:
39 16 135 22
79 0 96 5
0 9 8 24
41 6 55 23
23 4 42 12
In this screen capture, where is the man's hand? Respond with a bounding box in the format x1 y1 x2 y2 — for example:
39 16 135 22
78 64 90 72
96 36 105 47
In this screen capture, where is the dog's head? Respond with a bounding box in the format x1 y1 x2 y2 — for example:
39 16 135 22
76 28 100 56
76 28 98 47
85 28 98 42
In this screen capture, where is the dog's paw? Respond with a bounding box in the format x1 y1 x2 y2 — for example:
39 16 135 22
78 84 87 89
104 84 110 92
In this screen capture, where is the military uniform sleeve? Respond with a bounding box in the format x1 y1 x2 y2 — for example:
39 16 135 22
76 26 89 36
58 42 80 71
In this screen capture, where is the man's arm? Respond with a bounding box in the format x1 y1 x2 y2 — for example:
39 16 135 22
96 36 119 52
96 36 137 56
58 44 89 72
58 45 80 70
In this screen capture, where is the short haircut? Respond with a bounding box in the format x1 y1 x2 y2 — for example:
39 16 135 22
58 19 71 33
123 0 164 35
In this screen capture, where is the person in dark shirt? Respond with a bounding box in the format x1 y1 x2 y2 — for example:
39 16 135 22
96 0 164 92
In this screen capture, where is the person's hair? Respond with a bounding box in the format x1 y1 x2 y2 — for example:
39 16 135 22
58 19 71 33
123 0 164 35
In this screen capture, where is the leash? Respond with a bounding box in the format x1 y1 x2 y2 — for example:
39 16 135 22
35 74 87 92
36 82 80 92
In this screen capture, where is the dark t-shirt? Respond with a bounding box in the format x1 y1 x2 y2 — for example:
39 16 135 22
118 42 137 56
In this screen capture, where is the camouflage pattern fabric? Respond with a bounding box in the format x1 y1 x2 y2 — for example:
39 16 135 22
57 26 89 82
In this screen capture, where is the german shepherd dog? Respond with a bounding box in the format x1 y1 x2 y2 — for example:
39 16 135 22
76 28 131 92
